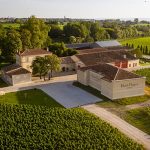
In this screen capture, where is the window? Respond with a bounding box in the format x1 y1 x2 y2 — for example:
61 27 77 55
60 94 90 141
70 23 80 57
129 64 131 67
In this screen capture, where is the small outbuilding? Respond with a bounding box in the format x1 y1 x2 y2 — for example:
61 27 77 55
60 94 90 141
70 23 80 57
1 64 31 85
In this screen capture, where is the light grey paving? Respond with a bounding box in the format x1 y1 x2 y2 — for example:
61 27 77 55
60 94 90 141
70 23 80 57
39 81 102 108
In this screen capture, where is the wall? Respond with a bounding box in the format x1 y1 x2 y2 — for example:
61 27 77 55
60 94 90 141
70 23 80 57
88 71 103 91
112 78 145 99
101 79 113 99
12 73 31 85
17 54 51 72
61 63 76 72
77 70 89 85
128 59 139 68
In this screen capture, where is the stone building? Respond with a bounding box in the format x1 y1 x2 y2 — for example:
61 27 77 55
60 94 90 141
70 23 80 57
77 63 145 100
1 49 52 85
1 64 31 85
16 49 52 72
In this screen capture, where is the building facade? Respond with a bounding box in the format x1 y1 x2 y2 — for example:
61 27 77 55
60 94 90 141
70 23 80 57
1 64 31 85
77 64 145 100
16 49 52 72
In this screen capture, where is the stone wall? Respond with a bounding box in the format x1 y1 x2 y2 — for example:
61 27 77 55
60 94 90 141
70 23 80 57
12 73 31 85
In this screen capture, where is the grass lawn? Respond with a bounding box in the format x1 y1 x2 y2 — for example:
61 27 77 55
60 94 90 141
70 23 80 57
0 89 63 108
124 107 150 134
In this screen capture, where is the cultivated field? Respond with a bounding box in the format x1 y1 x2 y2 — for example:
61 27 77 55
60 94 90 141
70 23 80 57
121 37 150 51
0 104 143 149
1 23 21 28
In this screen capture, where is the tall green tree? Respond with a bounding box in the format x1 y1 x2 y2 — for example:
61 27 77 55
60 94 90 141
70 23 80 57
3 29 22 61
31 56 48 80
45 54 61 79
22 16 50 48
21 29 32 50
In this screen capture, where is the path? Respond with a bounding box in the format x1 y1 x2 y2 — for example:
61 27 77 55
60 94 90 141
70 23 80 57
82 104 150 150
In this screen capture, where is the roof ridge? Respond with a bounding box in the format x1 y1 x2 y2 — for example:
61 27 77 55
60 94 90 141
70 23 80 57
6 66 22 73
114 68 120 80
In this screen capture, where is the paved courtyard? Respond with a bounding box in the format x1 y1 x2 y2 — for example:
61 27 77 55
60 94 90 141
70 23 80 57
0 75 102 108
39 81 102 108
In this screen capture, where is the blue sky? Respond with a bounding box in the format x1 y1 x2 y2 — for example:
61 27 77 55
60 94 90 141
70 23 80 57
0 0 150 19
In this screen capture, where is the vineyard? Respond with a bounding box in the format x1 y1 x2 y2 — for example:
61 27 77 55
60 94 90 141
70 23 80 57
121 37 150 54
134 68 150 84
0 104 143 150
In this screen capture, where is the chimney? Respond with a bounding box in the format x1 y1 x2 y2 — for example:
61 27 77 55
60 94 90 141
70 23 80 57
123 54 126 59
134 54 137 58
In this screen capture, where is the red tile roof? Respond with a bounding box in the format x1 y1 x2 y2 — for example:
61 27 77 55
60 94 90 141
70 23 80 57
79 63 141 81
76 50 137 66
2 64 31 78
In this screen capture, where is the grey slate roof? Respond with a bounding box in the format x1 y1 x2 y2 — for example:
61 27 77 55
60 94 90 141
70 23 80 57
95 40 121 48
66 43 91 49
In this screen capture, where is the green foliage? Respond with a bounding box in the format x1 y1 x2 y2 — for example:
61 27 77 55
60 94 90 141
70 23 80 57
45 54 61 78
21 16 50 49
21 29 32 50
135 68 150 84
2 29 22 61
0 89 62 107
31 54 61 80
125 107 150 134
130 48 143 58
48 42 77 57
31 56 48 79
1 23 21 29
0 104 143 149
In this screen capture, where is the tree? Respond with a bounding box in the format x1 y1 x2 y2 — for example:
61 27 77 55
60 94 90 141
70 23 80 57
3 29 22 61
45 54 61 79
49 25 63 38
21 29 32 50
69 36 76 43
21 16 50 48
131 48 143 58
31 56 48 80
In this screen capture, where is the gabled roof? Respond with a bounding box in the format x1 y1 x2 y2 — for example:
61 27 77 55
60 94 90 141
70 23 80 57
2 64 31 78
61 56 75 64
79 64 141 81
95 40 121 48
77 48 107 54
19 49 52 56
75 50 137 66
